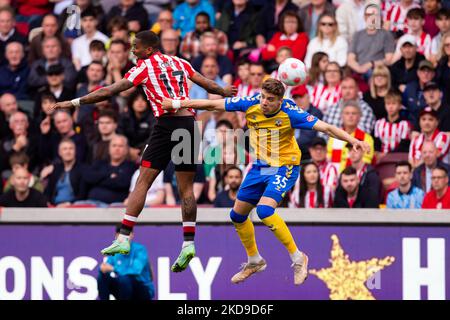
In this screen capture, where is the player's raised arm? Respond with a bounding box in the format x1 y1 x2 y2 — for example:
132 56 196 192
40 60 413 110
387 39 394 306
49 79 134 113
162 98 226 111
190 72 237 97
313 120 371 154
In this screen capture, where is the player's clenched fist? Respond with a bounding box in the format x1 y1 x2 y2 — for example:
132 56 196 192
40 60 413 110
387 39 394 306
47 100 74 114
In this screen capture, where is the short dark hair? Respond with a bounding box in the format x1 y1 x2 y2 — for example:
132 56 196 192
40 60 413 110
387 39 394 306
395 160 412 172
9 152 29 167
224 166 243 177
279 10 304 34
107 16 128 34
98 109 118 123
81 6 98 19
236 58 250 67
41 92 56 103
436 8 450 20
216 119 233 130
110 39 129 51
196 11 210 22
262 78 285 99
341 166 357 176
135 31 160 49
433 165 449 176
407 8 425 20
89 40 105 52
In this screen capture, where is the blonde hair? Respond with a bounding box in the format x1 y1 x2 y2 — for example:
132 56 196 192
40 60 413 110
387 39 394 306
369 65 392 99
317 13 338 45
438 31 450 61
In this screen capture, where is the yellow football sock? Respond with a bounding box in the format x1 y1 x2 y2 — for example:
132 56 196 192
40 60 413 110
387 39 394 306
233 217 259 257
261 212 298 254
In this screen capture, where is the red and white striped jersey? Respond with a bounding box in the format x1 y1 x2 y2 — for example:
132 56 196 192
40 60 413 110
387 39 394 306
317 160 339 190
374 118 412 153
409 129 450 164
289 185 334 208
310 83 341 115
415 31 433 59
386 2 421 33
124 52 196 117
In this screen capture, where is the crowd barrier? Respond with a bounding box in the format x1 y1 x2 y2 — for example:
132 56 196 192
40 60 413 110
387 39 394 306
0 208 449 300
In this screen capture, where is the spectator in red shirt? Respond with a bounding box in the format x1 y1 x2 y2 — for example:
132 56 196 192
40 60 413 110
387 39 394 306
422 165 450 208
261 10 309 62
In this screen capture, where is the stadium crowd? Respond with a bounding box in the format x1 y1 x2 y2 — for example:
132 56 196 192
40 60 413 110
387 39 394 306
0 0 449 209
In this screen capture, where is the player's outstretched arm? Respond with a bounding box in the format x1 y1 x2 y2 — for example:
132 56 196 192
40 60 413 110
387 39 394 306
313 120 371 154
190 72 237 97
161 98 226 112
48 79 134 113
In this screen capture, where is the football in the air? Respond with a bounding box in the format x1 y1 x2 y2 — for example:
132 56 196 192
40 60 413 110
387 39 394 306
277 58 308 86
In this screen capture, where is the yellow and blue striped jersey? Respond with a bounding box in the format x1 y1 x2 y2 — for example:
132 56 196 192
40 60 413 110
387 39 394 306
225 94 318 166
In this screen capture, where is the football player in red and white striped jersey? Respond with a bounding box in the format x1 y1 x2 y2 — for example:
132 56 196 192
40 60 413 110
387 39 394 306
51 31 237 272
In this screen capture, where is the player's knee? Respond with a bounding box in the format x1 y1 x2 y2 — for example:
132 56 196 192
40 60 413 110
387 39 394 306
256 205 275 220
230 209 248 223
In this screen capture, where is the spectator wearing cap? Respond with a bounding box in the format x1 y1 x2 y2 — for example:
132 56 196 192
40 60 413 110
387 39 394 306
71 8 108 71
431 8 450 62
173 0 216 38
409 107 450 168
0 41 29 100
412 140 450 192
392 8 433 62
181 12 228 61
0 167 47 208
291 84 323 160
104 0 149 34
28 36 78 94
333 166 380 208
322 76 376 136
33 64 76 120
308 137 339 191
386 161 425 209
403 60 436 127
0 6 27 66
422 81 450 132
390 34 426 93
422 165 450 208
347 3 395 77
327 100 375 173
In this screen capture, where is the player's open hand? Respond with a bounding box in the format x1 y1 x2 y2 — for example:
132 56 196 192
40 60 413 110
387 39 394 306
222 85 237 97
161 98 174 110
353 140 371 154
47 100 73 114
